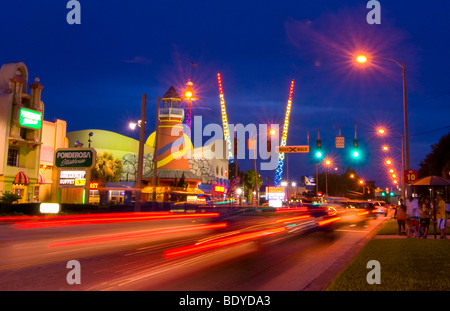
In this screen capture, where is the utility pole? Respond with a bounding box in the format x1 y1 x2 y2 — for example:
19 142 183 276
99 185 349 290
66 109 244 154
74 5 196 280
135 94 146 212
152 96 160 202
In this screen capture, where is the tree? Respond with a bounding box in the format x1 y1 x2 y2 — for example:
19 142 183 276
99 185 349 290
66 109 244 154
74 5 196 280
418 132 450 179
91 151 123 204
244 169 262 204
0 191 21 204
170 173 189 190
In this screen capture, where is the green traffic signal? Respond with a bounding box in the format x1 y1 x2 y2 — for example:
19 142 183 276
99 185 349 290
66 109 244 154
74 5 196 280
315 140 322 158
381 192 386 197
352 139 359 158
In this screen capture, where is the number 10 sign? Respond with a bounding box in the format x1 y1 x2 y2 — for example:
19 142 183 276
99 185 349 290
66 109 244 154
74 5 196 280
404 170 418 184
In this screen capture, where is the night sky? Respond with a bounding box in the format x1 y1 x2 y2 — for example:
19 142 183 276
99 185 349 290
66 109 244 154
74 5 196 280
1 1 449 189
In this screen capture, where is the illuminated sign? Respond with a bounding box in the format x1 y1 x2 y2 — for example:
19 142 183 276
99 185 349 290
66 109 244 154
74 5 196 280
89 182 99 189
59 170 86 187
55 148 96 168
40 203 60 214
266 187 285 201
19 108 42 129
214 185 225 193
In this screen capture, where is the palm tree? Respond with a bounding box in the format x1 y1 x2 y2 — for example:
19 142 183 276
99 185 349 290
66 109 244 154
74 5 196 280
91 151 123 204
244 169 262 204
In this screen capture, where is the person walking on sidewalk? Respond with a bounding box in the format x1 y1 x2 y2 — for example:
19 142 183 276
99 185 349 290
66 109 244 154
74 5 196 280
406 196 421 238
395 198 407 235
420 197 432 238
436 194 447 239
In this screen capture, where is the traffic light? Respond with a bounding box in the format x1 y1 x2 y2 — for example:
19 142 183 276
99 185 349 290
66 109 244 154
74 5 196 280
390 192 395 197
352 139 359 158
381 191 386 197
315 140 323 158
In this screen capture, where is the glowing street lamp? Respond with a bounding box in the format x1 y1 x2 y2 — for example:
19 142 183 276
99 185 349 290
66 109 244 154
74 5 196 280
356 55 368 63
378 128 406 199
356 55 410 175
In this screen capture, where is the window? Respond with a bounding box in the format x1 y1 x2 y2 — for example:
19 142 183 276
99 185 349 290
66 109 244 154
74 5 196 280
7 148 19 167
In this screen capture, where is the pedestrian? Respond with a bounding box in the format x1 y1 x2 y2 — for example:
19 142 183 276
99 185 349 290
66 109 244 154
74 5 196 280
419 197 432 238
395 198 407 235
406 196 420 238
436 194 447 239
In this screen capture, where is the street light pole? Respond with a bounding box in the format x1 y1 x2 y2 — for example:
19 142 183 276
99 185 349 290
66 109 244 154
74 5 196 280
152 96 160 202
135 93 146 212
402 61 409 171
356 56 410 181
401 133 405 200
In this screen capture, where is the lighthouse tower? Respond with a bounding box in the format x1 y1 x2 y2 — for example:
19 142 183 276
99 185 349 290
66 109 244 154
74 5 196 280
144 86 201 188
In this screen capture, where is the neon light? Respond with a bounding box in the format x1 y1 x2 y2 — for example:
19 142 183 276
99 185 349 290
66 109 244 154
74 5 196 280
214 185 225 193
274 80 295 186
89 182 99 189
217 73 233 162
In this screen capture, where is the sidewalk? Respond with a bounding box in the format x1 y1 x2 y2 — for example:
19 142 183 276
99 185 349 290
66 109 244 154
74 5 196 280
374 234 449 239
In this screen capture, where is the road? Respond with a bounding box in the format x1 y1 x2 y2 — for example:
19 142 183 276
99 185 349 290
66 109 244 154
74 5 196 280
0 208 388 291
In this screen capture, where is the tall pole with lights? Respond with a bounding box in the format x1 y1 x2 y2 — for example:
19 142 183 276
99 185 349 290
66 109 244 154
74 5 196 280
135 94 146 212
356 56 410 197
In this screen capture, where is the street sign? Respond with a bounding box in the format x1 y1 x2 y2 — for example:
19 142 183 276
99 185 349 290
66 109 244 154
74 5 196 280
276 145 309 153
55 148 96 168
335 136 345 148
404 169 418 184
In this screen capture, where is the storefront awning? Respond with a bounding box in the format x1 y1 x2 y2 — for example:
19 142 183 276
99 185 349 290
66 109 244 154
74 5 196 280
37 172 45 184
13 171 29 185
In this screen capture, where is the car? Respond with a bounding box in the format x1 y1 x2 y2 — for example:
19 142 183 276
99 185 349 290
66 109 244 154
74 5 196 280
355 202 378 217
373 201 388 216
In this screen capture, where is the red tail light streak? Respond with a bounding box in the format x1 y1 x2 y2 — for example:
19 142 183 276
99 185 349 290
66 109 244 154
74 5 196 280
317 217 341 227
275 207 308 213
275 215 311 223
14 212 220 229
48 222 228 248
164 226 286 258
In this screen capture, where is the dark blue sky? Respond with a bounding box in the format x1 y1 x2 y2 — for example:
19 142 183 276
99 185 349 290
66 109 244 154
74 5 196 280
1 1 449 188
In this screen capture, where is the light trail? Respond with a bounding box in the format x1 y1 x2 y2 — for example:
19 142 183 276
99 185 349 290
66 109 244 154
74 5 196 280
48 222 228 248
14 212 220 229
164 226 286 258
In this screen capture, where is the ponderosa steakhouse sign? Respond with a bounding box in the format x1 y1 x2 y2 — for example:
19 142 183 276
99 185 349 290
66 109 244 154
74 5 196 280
55 148 96 168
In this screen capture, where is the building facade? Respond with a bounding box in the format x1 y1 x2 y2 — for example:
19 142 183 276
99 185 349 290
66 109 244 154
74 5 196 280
39 119 69 202
0 62 44 203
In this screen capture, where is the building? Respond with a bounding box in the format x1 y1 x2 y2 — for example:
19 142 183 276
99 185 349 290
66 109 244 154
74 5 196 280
0 62 44 203
39 119 69 202
66 87 229 203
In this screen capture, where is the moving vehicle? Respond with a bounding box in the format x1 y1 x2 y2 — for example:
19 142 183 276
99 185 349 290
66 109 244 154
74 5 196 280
373 201 388 216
